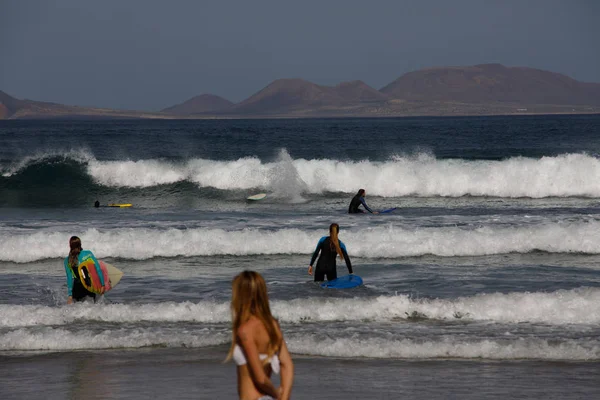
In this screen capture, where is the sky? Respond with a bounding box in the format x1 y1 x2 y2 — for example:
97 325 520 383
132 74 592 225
1 0 599 111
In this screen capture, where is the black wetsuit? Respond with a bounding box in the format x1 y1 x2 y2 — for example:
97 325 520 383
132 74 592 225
70 265 96 303
348 194 373 213
309 236 353 281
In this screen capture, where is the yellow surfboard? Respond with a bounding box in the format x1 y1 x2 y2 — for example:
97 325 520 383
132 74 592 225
108 203 132 208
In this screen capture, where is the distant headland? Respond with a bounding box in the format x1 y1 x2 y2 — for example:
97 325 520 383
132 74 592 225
2 64 599 120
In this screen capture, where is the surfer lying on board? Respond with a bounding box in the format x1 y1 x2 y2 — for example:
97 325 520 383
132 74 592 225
64 236 104 304
308 223 353 281
348 189 378 214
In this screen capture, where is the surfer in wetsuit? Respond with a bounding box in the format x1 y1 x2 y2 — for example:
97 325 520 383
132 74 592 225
348 189 378 214
64 236 104 304
308 223 353 281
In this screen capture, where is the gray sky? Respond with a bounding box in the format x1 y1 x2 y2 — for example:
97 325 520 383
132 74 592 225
1 0 598 111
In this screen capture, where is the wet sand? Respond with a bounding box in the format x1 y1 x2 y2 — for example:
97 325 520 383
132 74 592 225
1 347 599 400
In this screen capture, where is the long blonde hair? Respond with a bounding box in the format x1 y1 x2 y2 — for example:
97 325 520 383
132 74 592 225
329 223 344 260
226 271 282 362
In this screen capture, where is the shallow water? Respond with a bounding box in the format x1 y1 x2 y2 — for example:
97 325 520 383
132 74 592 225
2 348 600 400
1 116 600 398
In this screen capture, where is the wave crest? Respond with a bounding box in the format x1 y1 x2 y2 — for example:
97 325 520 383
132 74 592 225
4 221 600 262
2 288 598 328
4 151 600 198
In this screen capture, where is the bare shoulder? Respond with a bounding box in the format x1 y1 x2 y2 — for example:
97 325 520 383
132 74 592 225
236 317 261 340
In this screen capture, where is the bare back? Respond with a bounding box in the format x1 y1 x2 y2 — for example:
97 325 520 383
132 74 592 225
236 316 280 399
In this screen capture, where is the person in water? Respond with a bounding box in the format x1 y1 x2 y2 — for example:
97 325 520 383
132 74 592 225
226 270 294 400
308 223 353 281
64 236 105 304
348 189 378 214
94 200 100 208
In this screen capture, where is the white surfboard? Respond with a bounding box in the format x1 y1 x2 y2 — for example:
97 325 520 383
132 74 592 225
247 193 267 201
105 263 124 288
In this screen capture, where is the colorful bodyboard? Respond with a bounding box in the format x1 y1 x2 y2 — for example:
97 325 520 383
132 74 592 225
77 259 123 294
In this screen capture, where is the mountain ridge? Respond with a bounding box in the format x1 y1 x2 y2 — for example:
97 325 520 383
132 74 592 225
161 94 233 115
2 64 600 119
380 63 600 106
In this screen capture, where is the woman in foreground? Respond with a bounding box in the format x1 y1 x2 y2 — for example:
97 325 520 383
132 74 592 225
226 271 294 400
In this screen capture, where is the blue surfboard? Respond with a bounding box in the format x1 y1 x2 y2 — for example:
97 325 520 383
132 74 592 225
321 274 363 289
379 207 397 214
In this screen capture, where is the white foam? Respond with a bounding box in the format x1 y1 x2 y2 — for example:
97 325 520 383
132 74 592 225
1 327 597 360
0 327 228 351
4 220 600 262
286 336 600 360
0 301 230 328
2 288 599 328
87 159 189 187
6 151 600 198
86 152 283 190
2 150 600 198
84 152 600 198
274 287 600 325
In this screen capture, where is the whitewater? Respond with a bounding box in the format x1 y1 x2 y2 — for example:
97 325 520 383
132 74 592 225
2 116 600 399
2 287 600 327
4 221 600 262
4 150 600 198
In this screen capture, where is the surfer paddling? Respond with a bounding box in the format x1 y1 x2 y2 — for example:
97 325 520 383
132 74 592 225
348 189 378 214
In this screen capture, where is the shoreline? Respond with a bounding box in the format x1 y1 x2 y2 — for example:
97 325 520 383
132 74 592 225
2 347 599 400
2 110 600 121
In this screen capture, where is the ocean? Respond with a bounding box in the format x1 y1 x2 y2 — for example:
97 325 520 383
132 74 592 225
1 115 600 399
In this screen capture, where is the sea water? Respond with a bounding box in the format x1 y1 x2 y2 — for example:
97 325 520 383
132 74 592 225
1 116 600 399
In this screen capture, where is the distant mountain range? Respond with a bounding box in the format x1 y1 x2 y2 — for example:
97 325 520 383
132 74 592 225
381 64 600 105
0 89 172 120
162 94 234 115
223 79 391 116
2 64 599 120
